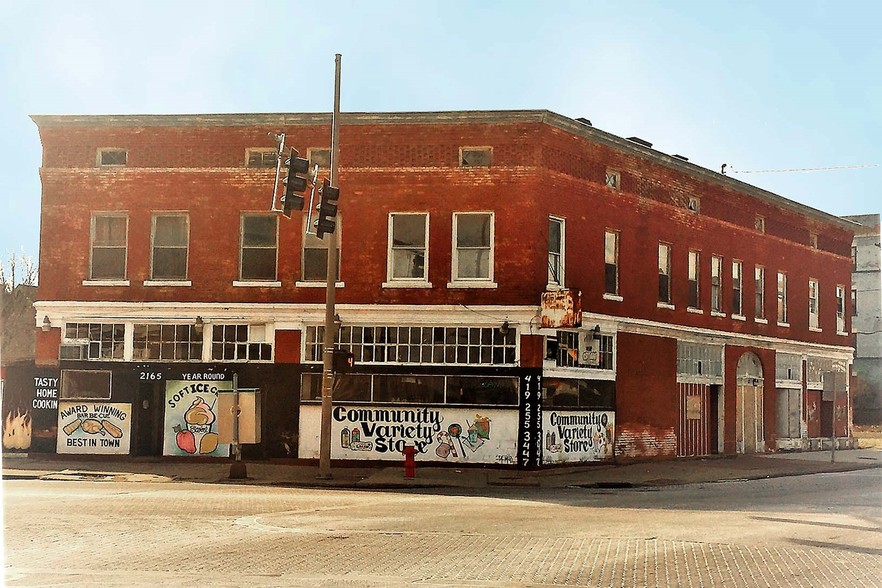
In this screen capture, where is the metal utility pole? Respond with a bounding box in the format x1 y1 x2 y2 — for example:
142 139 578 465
318 54 342 479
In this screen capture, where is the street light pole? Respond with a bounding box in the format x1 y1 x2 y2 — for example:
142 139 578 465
317 54 342 479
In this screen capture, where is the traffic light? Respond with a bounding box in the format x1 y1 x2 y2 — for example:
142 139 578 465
282 148 309 217
314 178 340 238
332 349 355 373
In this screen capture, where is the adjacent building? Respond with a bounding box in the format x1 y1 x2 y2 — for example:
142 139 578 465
5 110 856 465
844 214 881 424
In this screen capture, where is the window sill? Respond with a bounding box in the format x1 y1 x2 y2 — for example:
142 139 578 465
545 282 566 291
447 281 498 289
144 280 192 287
731 314 746 321
657 302 675 310
602 293 623 302
82 279 130 287
809 326 823 333
296 281 345 288
836 330 848 337
711 311 726 318
382 281 433 289
233 280 282 287
777 322 790 328
754 318 768 324
687 307 704 315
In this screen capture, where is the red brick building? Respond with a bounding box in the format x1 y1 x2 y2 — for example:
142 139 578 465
18 110 855 465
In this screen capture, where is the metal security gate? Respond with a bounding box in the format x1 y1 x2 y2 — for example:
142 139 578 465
678 383 711 456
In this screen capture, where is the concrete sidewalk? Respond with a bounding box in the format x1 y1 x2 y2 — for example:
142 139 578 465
3 449 880 490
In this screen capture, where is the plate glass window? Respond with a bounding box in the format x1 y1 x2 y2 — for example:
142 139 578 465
151 215 188 280
453 213 493 281
240 215 278 281
548 217 564 286
389 213 428 280
604 230 619 295
658 243 671 303
90 214 127 280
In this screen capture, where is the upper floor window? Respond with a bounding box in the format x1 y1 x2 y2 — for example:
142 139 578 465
240 214 278 281
687 196 700 213
246 148 278 168
90 214 128 280
851 246 857 269
604 230 619 296
755 266 766 320
732 260 743 317
212 324 272 361
388 213 428 283
133 323 203 361
711 255 723 313
97 148 127 167
777 271 788 324
852 288 858 317
754 215 766 233
809 233 819 249
151 214 189 281
459 146 492 168
836 285 847 333
307 147 331 170
548 217 565 287
302 216 340 282
658 242 672 304
808 278 820 329
688 250 701 309
452 212 494 283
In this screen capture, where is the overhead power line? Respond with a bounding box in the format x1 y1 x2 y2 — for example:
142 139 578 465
721 163 879 175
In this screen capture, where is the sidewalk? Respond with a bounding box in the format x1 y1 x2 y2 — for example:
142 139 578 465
3 449 880 490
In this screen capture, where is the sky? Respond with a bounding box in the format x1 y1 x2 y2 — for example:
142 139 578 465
1 0 880 264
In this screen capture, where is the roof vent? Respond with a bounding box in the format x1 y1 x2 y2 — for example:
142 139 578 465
672 154 689 161
626 136 653 148
575 117 593 127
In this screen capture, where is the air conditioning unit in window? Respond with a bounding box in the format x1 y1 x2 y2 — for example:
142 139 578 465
577 330 601 367
59 343 88 360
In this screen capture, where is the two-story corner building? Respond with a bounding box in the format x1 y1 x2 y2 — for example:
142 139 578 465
16 110 855 466
844 213 882 424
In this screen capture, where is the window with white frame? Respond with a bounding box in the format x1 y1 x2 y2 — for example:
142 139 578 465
808 278 820 329
836 285 847 333
305 325 517 365
302 215 340 282
688 250 700 309
63 323 125 360
90 214 128 280
548 216 564 287
133 324 203 361
604 230 619 296
211 324 272 361
388 213 428 282
732 260 743 316
240 214 278 281
711 255 723 313
554 330 615 370
755 266 766 319
151 214 189 280
658 242 672 304
452 212 493 282
777 271 788 324
245 148 278 168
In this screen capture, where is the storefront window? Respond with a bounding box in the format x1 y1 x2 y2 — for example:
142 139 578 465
60 370 112 400
374 375 444 404
133 323 203 361
64 322 125 360
542 378 615 410
446 376 518 406
300 373 372 402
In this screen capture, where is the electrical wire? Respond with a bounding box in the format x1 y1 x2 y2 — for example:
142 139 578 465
727 163 879 174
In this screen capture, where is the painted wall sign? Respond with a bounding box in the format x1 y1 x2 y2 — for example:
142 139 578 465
542 410 615 464
56 401 132 454
299 405 518 465
2 367 61 452
162 380 231 457
518 371 543 468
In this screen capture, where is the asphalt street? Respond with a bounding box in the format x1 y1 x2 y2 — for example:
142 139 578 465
3 468 881 587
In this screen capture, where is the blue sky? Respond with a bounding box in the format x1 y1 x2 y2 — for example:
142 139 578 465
1 0 880 263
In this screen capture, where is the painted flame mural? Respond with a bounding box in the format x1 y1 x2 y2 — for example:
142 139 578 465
3 410 32 450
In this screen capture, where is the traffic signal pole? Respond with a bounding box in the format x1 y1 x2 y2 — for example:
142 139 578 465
317 54 342 479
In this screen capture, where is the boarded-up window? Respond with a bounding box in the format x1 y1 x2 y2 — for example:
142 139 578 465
460 147 492 167
61 370 112 400
98 148 126 166
246 149 278 168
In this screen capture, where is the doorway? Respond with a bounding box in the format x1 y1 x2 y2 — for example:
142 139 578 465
735 352 764 454
134 381 164 456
